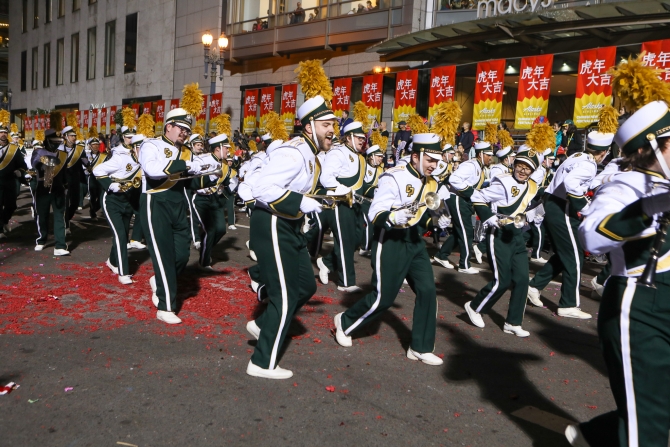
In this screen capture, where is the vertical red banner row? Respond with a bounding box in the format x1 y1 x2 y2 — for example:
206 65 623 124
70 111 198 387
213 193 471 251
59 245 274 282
280 84 298 135
332 78 352 120
514 55 553 130
473 59 505 130
428 66 457 121
362 74 383 125
393 70 418 132
573 47 616 127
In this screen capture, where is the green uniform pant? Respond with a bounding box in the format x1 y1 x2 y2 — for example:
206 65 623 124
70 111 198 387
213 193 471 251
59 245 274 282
65 175 80 229
87 176 101 219
102 192 133 276
184 189 201 245
79 180 88 207
34 184 67 249
141 193 190 313
305 209 331 258
130 209 144 242
192 193 227 267
359 201 373 251
436 195 475 269
471 226 528 326
248 209 268 300
527 222 546 259
0 180 19 227
529 195 583 308
580 276 670 447
341 227 437 353
225 193 235 226
321 204 358 287
251 209 317 369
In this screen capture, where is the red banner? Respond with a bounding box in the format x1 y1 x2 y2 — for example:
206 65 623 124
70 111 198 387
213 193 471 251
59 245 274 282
209 92 222 120
60 114 66 131
109 106 116 130
130 103 140 118
362 74 383 124
514 55 553 130
196 96 207 134
428 66 456 121
280 84 298 135
573 47 616 127
169 99 180 111
25 116 32 139
642 40 670 82
45 115 51 130
100 107 108 134
142 102 152 116
332 78 352 119
33 117 38 136
243 89 258 134
473 59 505 130
83 110 90 132
154 100 165 136
259 87 276 133
92 109 98 132
393 70 418 132
39 115 45 130
76 111 82 128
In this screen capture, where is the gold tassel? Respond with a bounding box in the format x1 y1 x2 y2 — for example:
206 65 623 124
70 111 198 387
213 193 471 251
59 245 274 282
0 110 9 127
370 130 388 150
526 123 554 153
611 53 670 113
248 140 257 153
88 126 98 138
10 123 18 134
181 83 204 118
67 112 78 130
35 129 45 142
137 113 156 138
295 60 333 103
353 101 371 132
484 122 498 147
121 107 137 130
333 121 340 138
498 129 514 149
264 111 289 141
598 105 619 134
210 114 231 136
431 101 462 146
192 124 205 138
407 114 429 134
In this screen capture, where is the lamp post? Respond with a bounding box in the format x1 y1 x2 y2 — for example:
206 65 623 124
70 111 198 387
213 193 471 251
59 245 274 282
0 88 12 112
202 31 228 134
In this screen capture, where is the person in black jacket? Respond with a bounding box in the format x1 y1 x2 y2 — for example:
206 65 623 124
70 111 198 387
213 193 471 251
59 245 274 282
561 120 583 156
392 121 411 158
457 122 475 158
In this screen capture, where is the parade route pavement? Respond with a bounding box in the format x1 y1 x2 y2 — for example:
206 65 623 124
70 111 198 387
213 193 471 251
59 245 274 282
0 190 613 446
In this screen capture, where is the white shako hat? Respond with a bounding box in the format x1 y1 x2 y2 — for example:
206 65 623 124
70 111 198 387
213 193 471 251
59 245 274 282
411 133 443 160
474 141 494 155
164 107 193 131
586 131 614 152
297 96 336 125
366 144 382 156
495 146 512 158
208 133 231 149
516 143 530 153
515 149 541 171
121 125 136 136
261 133 272 142
62 126 76 136
442 143 455 153
189 133 204 145
343 121 366 137
615 101 670 154
131 134 146 145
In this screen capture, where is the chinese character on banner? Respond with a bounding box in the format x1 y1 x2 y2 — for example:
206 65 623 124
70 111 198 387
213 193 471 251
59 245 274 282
332 78 352 119
428 66 457 121
61 114 66 131
92 108 98 132
473 59 506 130
75 110 82 128
362 74 383 124
109 106 117 130
514 55 553 130
259 86 276 133
100 107 108 134
393 70 418 132
45 115 51 130
642 40 670 82
25 116 32 139
197 96 207 134
169 99 180 111
573 47 616 127
153 100 165 135
209 92 222 120
83 110 90 133
243 89 259 134
280 84 298 134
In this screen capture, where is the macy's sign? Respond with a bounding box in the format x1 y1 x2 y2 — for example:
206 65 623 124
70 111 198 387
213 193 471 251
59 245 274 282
477 0 554 18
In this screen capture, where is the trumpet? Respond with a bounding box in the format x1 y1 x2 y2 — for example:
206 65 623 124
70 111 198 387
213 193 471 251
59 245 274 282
40 155 61 189
497 213 527 229
304 191 354 209
111 176 142 192
353 193 373 204
395 192 441 213
637 211 670 288
177 167 224 181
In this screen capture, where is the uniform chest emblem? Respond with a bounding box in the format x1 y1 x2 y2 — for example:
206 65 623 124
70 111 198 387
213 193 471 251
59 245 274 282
164 148 173 158
368 170 372 176
309 160 313 174
511 186 520 197
125 163 132 172
406 184 415 197
349 154 354 163
574 153 582 158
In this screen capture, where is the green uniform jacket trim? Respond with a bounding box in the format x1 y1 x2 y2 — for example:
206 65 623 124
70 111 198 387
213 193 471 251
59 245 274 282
596 200 653 241
269 190 303 218
473 203 494 222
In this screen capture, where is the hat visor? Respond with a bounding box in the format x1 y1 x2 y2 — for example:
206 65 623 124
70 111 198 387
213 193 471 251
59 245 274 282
314 112 337 121
515 158 536 170
425 152 443 160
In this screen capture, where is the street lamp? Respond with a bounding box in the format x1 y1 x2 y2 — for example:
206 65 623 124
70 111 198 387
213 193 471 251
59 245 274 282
202 30 228 93
0 88 12 112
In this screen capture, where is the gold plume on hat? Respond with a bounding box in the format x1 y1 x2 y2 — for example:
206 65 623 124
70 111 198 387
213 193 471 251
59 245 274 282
10 123 18 134
498 129 514 150
137 113 156 138
370 130 388 151
295 60 333 103
35 129 45 143
88 125 98 138
248 140 257 153
610 53 670 113
597 105 619 134
431 101 462 146
352 101 371 132
0 109 9 126
526 122 554 153
484 122 498 147
50 111 63 132
264 111 289 141
76 128 84 141
333 121 340 137
181 83 204 118
407 114 429 134
210 114 231 137
192 124 205 139
66 112 78 130
121 107 137 129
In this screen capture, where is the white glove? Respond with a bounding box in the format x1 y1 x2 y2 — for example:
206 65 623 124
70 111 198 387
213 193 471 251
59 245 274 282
109 183 122 193
641 192 670 216
186 160 203 175
24 174 32 180
300 197 323 214
13 170 22 178
328 184 351 196
389 209 414 226
483 215 500 228
438 215 451 229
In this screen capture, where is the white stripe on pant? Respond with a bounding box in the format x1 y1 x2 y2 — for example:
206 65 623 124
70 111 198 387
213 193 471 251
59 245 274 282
102 192 125 276
146 194 172 312
269 215 289 370
564 203 581 307
621 277 639 447
475 230 499 313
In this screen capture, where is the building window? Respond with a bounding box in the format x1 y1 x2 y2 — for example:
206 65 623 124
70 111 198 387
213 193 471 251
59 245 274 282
124 13 137 74
21 51 27 91
89 0 97 3
56 38 64 85
70 33 79 83
45 0 52 23
58 0 64 17
33 0 39 28
104 20 115 77
43 42 51 87
73 0 80 11
22 0 28 32
86 27 96 79
31 47 38 90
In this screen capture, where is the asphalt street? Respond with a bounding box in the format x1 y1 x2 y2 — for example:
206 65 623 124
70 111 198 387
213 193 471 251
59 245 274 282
0 188 613 447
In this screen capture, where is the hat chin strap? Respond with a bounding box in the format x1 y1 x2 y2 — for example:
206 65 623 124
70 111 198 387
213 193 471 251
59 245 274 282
310 118 320 151
418 151 425 177
651 138 670 178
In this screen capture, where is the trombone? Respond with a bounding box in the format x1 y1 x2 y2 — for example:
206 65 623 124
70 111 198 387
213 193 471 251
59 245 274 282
395 191 441 213
353 193 373 204
111 176 142 192
304 191 354 209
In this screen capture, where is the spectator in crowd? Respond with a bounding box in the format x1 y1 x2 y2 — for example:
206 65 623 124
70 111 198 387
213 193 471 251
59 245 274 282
339 110 353 136
552 121 563 155
110 128 120 148
457 122 475 158
308 12 315 21
313 8 320 19
498 122 508 131
252 18 263 31
456 142 468 161
293 2 305 23
561 119 583 155
98 133 107 153
440 0 451 9
392 120 411 157
385 154 396 169
357 3 366 13
379 121 389 138
366 1 373 10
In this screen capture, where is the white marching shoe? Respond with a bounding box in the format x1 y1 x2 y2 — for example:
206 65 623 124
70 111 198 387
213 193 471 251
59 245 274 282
473 245 483 264
118 275 133 285
558 307 592 319
128 240 146 249
199 265 215 272
228 225 237 230
246 360 293 379
338 285 363 293
246 320 261 340
527 286 543 307
432 257 455 269
34 244 45 251
334 313 352 347
565 424 590 447
150 276 157 293
54 248 70 256
530 257 548 264
246 240 258 261
359 249 370 256
106 259 119 275
464 301 485 328
65 228 72 235
407 348 443 366
151 294 159 308
194 241 201 250
503 323 530 337
590 276 604 298
316 257 330 285
249 271 259 293
156 310 182 324
458 267 480 274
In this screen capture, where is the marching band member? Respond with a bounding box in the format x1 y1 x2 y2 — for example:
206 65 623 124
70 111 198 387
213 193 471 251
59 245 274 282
527 150 556 264
358 144 384 255
315 121 367 292
139 108 208 325
185 133 204 250
86 137 105 221
427 144 454 247
223 156 238 230
433 141 494 272
333 133 444 366
128 135 147 250
0 118 27 239
93 132 143 285
63 128 87 235
489 145 514 180
190 133 233 270
245 92 335 380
